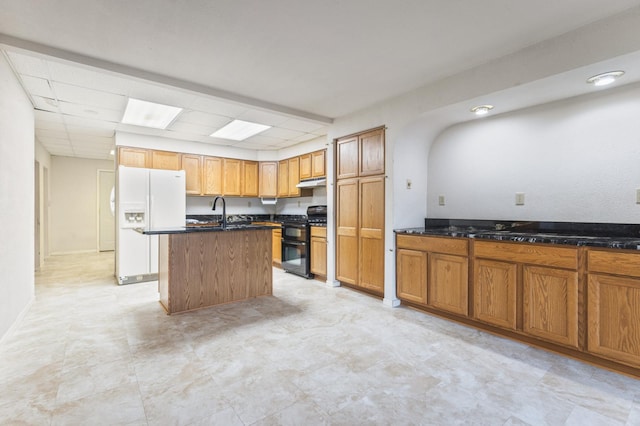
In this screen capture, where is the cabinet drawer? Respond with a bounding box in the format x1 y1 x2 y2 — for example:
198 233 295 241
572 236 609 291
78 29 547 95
588 250 640 277
396 234 468 256
311 226 327 238
474 240 577 270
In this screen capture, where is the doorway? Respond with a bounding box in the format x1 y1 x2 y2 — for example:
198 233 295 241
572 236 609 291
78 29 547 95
97 169 115 251
35 161 40 271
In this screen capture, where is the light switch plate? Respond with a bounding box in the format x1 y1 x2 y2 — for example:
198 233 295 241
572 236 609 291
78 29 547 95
636 189 640 204
515 192 525 206
406 179 412 189
438 195 445 206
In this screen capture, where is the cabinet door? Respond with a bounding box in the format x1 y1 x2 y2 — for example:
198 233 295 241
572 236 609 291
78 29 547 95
272 228 282 266
336 137 358 179
288 157 300 197
397 249 427 304
118 147 149 168
336 178 358 285
277 160 289 197
359 129 384 176
259 162 278 198
151 150 181 170
428 253 468 316
358 176 384 293
181 154 202 195
311 150 326 178
588 273 640 368
523 266 578 348
299 153 312 180
202 156 223 196
223 158 242 196
311 236 327 276
474 259 517 330
242 161 258 197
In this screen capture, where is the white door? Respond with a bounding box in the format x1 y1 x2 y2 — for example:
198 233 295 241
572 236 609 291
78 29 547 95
98 170 115 251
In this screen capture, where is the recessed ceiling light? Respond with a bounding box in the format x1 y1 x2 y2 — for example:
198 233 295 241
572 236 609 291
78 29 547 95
121 98 183 129
586 71 625 87
210 119 272 141
471 105 494 116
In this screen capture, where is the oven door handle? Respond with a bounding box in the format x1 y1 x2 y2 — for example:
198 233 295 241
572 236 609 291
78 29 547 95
282 239 306 246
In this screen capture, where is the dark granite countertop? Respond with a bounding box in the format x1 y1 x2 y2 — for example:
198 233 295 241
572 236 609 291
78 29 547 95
137 224 278 235
395 219 640 250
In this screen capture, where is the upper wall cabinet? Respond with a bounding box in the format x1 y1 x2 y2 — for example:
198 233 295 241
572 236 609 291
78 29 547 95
118 147 150 168
151 150 181 171
336 128 384 179
181 154 202 195
202 156 223 196
311 150 326 178
222 158 242 196
259 161 278 198
300 153 312 180
242 161 259 197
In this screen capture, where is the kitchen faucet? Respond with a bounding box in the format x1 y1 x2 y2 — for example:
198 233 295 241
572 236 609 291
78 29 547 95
212 196 227 229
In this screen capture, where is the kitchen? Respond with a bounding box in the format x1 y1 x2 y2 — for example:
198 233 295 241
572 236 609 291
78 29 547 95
3 1 640 424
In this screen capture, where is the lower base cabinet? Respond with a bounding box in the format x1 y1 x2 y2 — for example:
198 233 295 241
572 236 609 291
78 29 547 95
272 227 282 266
396 234 640 376
473 259 517 330
310 226 327 277
523 265 579 348
396 234 469 316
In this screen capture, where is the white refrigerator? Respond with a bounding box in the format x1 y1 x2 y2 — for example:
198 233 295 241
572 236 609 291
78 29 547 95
116 165 186 285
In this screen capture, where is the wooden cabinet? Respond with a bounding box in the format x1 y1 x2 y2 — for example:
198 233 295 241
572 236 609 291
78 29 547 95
151 150 181 170
336 178 359 285
203 156 223 196
242 161 258 197
336 128 385 295
523 265 578 348
473 240 579 348
429 253 469 316
118 147 150 168
272 227 282 266
396 249 427 304
311 150 326 178
259 162 278 197
277 160 288 197
474 259 517 330
396 234 468 315
358 129 385 176
336 137 358 179
587 250 640 368
288 157 301 197
222 158 242 196
358 176 384 293
300 153 312 180
310 226 327 277
181 154 202 195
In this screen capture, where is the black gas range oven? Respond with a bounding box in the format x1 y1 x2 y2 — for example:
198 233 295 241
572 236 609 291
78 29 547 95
281 205 327 278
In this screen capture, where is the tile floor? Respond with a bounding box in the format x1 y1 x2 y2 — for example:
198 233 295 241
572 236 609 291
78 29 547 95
1 252 639 425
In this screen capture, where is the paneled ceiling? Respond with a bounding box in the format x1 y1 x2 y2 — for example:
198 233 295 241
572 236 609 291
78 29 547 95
2 1 640 160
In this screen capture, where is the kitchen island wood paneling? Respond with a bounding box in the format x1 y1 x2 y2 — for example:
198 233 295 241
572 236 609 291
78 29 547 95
150 226 273 314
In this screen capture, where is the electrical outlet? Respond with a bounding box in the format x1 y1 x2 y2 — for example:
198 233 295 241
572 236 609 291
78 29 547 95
248 201 252 207
515 192 525 206
636 189 640 204
298 201 301 207
209 200 213 207
438 195 445 206
406 179 412 189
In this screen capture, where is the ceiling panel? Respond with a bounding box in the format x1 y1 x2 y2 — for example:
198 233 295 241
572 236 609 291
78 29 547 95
175 110 231 127
34 109 64 123
238 109 291 127
35 121 66 132
65 126 115 137
6 51 49 78
63 115 118 130
278 118 327 133
36 129 68 139
243 134 284 146
169 121 218 136
20 75 54 98
31 96 60 112
69 135 114 145
51 82 127 110
47 61 131 95
260 127 305 140
58 101 122 122
190 96 248 117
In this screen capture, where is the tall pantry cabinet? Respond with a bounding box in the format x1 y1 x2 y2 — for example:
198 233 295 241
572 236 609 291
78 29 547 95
335 127 385 294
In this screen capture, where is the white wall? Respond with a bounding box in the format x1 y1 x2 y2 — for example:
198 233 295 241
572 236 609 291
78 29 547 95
0 54 35 341
50 156 115 254
428 83 640 223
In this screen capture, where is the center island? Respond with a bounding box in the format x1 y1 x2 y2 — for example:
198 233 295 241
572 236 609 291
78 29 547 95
141 225 275 314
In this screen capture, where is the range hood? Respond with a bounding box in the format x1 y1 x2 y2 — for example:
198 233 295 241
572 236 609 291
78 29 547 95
296 178 326 188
